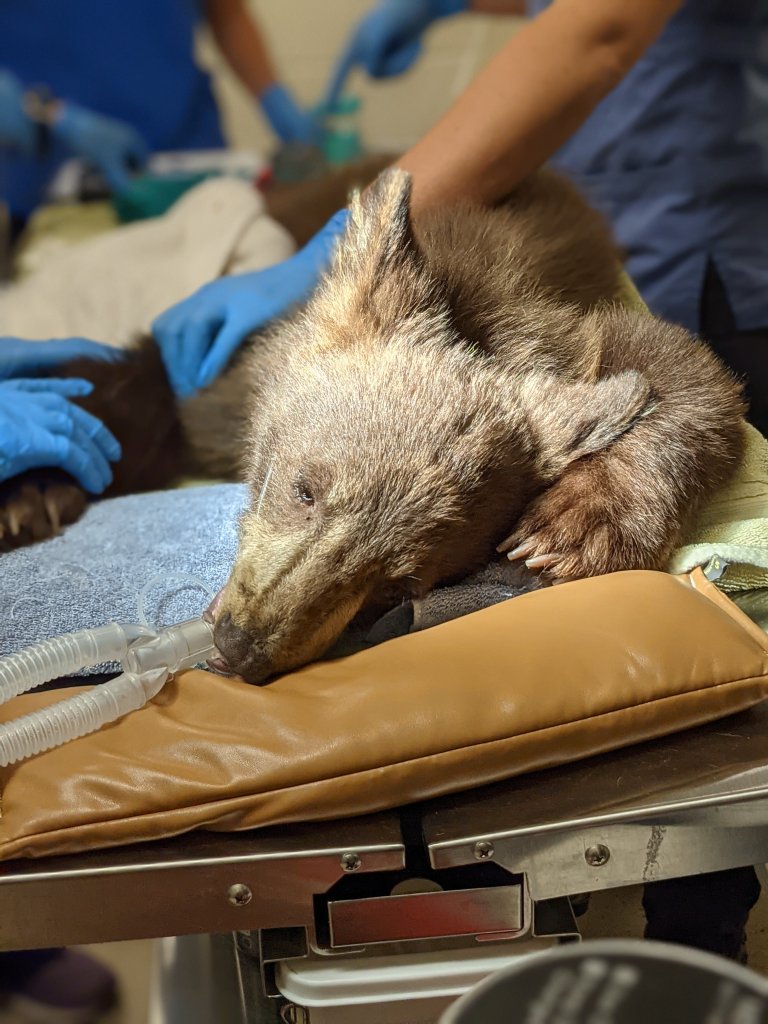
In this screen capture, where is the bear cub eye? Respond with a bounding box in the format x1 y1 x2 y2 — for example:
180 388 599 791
294 479 315 507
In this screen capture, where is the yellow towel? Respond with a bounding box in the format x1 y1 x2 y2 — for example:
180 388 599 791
614 273 768 591
617 271 648 312
670 423 768 592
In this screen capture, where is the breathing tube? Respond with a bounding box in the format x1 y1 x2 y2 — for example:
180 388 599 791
0 617 216 766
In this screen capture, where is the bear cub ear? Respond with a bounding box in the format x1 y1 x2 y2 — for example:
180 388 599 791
518 369 656 479
346 168 422 273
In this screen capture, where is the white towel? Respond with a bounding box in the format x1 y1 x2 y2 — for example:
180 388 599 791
0 177 295 347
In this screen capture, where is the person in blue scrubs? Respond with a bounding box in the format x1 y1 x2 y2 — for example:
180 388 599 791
525 0 768 444
0 0 317 227
156 0 768 445
150 0 767 962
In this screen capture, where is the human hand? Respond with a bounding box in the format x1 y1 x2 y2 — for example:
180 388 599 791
0 379 121 493
52 102 149 193
329 0 468 101
0 70 34 154
0 337 125 381
153 208 349 398
259 82 321 144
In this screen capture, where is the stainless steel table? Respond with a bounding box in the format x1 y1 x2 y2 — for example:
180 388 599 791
3 704 768 1022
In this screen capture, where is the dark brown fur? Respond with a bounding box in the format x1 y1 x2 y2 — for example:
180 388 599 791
0 339 185 551
0 167 746 683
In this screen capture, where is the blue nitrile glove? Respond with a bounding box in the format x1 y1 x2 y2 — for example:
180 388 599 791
51 102 149 193
259 82 321 145
0 379 121 493
0 70 34 154
0 337 125 381
328 0 468 103
153 208 349 399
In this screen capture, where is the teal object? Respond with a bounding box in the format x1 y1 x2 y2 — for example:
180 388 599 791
322 94 363 166
112 171 212 223
271 92 364 185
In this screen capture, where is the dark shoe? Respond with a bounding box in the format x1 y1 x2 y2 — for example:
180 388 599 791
0 949 118 1023
642 866 761 962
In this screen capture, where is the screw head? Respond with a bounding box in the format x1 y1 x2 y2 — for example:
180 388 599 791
585 844 611 868
341 852 362 873
474 841 495 861
227 883 253 906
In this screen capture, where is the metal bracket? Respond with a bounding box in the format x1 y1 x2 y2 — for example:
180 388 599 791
532 896 581 943
256 928 309 1000
703 555 729 582
326 883 526 949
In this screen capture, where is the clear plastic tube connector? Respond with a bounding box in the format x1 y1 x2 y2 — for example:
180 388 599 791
122 618 216 676
0 617 217 766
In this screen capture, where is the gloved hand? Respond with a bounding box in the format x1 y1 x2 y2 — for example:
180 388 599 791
153 208 349 398
52 102 148 193
0 69 34 154
0 337 125 381
330 0 468 97
0 379 121 493
259 82 321 145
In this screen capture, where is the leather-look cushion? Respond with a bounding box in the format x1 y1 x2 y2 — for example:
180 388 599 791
1 570 767 861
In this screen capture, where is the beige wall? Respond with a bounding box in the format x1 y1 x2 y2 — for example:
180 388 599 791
198 2 522 156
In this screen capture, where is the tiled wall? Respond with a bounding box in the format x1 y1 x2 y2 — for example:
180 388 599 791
198 2 522 156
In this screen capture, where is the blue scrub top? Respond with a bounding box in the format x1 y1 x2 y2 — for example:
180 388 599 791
0 0 225 217
527 0 768 333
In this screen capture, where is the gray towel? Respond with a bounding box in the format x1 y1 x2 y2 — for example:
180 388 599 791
410 561 546 631
0 485 247 673
325 561 545 659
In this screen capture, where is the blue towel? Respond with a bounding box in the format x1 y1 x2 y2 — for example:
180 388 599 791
0 485 248 674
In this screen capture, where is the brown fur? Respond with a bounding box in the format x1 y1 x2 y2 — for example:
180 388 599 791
0 167 746 684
